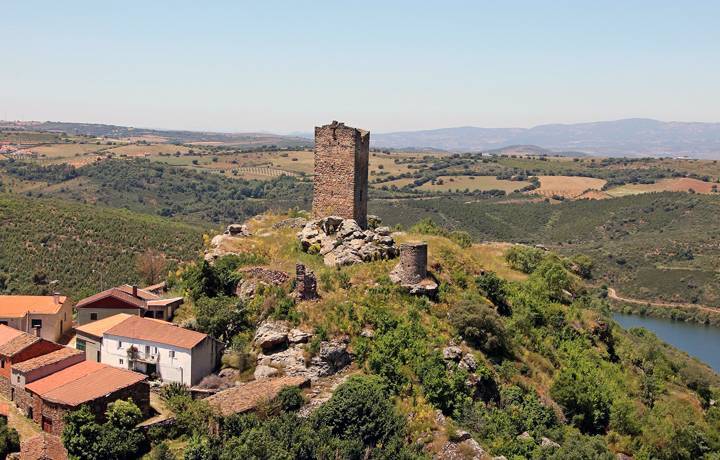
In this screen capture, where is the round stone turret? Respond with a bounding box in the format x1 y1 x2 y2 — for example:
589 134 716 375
397 242 428 284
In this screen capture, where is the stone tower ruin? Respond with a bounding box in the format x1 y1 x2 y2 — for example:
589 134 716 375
395 242 428 284
312 121 369 229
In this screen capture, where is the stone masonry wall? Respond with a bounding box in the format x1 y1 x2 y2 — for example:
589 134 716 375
312 121 369 229
398 242 428 284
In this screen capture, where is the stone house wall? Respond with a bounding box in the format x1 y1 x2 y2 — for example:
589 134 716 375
32 380 150 436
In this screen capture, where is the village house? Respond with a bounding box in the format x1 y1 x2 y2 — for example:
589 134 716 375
11 347 85 417
74 313 133 363
0 325 63 399
0 294 73 342
83 314 222 385
75 284 183 325
24 360 149 436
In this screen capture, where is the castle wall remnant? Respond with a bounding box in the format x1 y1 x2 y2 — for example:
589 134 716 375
312 121 369 229
296 264 318 300
397 242 428 284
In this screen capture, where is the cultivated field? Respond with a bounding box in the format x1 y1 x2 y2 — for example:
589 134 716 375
533 175 607 198
606 177 718 197
418 175 530 193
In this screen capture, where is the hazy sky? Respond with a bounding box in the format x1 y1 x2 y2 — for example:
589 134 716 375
2 1 719 133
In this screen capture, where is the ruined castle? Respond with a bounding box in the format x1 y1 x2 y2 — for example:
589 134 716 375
312 121 370 229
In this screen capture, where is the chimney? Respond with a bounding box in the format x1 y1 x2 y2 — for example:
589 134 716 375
53 292 60 304
132 285 138 297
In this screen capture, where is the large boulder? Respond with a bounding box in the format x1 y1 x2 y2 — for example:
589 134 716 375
253 321 289 350
225 224 251 236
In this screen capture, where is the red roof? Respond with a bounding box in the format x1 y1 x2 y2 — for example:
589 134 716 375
12 347 83 373
75 285 181 310
105 315 208 349
75 288 145 309
0 325 24 345
0 295 67 318
25 361 146 406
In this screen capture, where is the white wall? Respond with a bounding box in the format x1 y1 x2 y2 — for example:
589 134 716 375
101 334 193 385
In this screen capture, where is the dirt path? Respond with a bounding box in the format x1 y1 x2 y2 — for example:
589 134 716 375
607 287 719 315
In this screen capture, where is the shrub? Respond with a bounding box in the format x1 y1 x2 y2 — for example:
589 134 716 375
505 246 546 273
449 301 507 355
275 386 305 412
311 375 405 447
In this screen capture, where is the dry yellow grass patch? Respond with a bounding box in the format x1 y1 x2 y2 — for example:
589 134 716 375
419 176 531 193
606 177 717 197
534 175 607 199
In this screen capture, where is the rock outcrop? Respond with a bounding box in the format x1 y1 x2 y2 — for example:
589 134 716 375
206 223 253 262
252 321 351 381
297 216 398 267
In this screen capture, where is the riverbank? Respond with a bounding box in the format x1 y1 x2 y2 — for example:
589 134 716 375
614 312 720 374
606 287 720 326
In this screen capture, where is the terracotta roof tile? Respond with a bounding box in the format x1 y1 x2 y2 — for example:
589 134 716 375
117 284 160 300
0 333 41 357
105 315 208 349
75 313 134 340
206 376 309 417
75 288 146 309
0 295 66 318
12 347 83 374
25 361 146 406
0 325 24 346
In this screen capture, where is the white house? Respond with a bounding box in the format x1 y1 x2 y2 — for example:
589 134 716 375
98 315 222 386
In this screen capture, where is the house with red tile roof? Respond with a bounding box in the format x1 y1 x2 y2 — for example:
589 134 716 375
75 284 183 325
11 347 85 418
24 360 149 436
99 315 222 385
0 294 73 342
0 325 62 399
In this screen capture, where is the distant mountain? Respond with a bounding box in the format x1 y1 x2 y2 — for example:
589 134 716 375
372 118 720 157
0 121 313 149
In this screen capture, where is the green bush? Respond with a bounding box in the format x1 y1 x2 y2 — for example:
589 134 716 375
449 301 507 355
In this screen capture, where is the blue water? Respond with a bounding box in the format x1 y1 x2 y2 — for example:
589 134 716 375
613 312 720 373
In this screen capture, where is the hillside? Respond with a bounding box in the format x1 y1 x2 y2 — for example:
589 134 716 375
372 193 720 307
0 158 311 225
0 194 205 299
372 118 720 157
149 213 720 459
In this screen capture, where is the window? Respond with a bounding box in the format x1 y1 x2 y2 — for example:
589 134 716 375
90 313 98 321
119 358 124 365
1 359 5 368
76 339 86 351
96 350 101 362
155 311 164 320
64 312 67 321
0 321 7 326
118 341 123 349
31 319 42 329
169 350 175 358
153 347 158 354
16 375 20 383
145 345 150 355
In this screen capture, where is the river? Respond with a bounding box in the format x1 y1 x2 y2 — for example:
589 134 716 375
613 312 720 373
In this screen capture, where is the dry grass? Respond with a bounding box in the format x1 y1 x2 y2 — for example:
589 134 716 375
418 175 530 193
606 177 718 197
533 175 607 198
32 143 107 158
109 144 192 156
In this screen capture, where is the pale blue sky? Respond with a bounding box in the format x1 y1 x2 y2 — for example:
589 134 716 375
2 1 719 133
